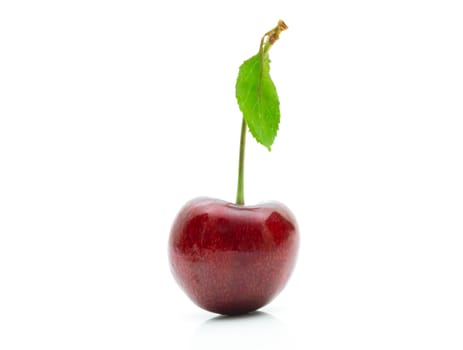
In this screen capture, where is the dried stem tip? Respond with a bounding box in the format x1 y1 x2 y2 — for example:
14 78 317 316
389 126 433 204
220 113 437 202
260 20 288 53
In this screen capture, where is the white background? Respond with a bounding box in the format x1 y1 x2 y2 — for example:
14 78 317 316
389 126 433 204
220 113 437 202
1 0 463 349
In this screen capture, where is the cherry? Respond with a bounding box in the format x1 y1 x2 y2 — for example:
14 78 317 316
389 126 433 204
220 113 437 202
169 198 299 315
168 21 297 315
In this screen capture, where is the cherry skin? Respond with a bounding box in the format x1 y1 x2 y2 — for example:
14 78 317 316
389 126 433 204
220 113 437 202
168 197 299 315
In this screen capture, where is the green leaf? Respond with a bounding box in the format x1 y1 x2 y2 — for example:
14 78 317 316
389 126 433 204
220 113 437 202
235 53 280 151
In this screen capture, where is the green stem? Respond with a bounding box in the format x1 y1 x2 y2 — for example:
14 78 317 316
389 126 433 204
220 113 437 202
236 117 247 205
235 20 287 205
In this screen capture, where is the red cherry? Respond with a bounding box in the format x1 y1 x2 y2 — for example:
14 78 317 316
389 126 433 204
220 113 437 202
169 197 299 315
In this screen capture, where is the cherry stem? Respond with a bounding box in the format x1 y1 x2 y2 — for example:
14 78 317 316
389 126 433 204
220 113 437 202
235 20 287 206
236 117 247 205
